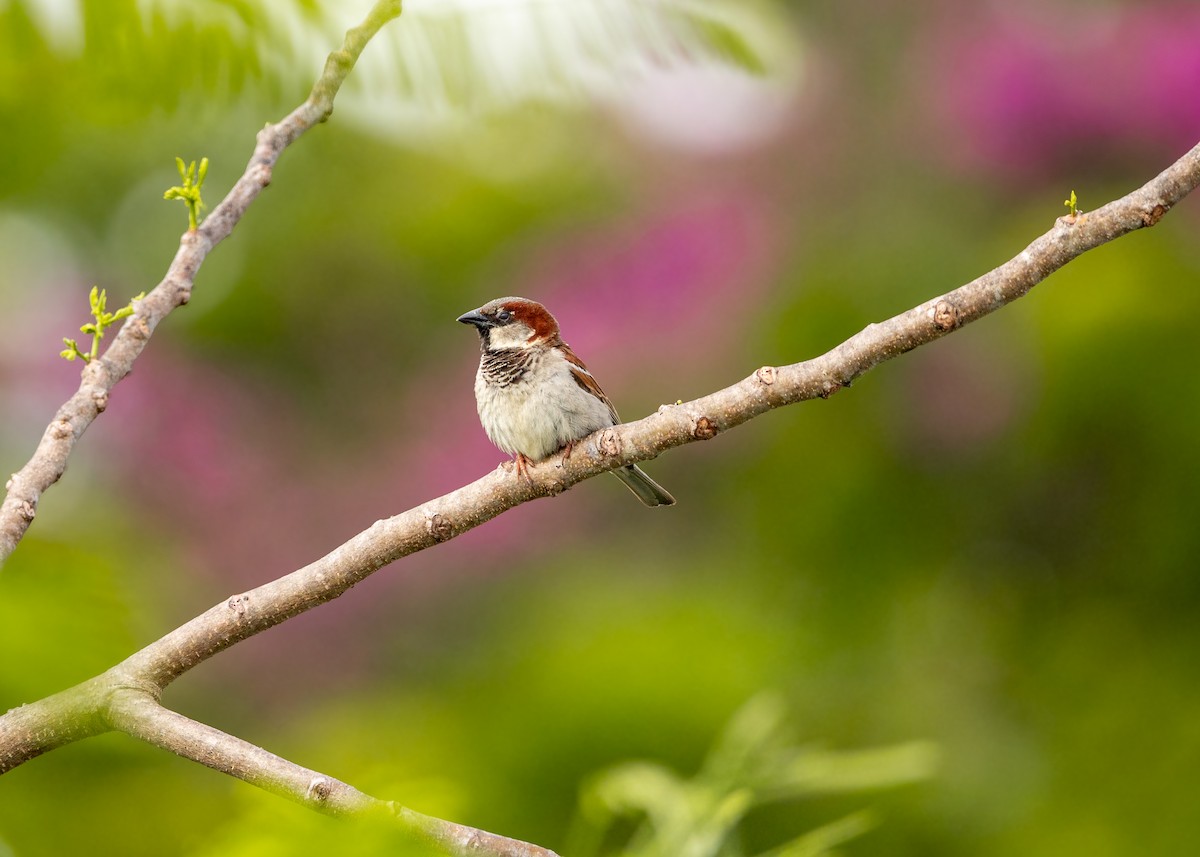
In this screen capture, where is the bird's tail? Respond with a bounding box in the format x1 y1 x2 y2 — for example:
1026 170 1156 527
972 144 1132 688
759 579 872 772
613 464 676 507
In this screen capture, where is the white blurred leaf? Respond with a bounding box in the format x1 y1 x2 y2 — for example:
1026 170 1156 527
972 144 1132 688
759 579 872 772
343 0 797 137
21 0 794 147
366 0 773 103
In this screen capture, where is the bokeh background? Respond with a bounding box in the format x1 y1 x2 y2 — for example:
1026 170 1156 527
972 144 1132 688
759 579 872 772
3 1 1200 855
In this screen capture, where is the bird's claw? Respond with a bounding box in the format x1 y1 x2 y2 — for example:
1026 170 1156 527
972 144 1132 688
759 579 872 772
513 453 535 482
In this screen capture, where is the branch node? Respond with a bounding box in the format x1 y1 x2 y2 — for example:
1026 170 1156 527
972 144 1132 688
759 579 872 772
693 416 719 440
598 429 622 458
1142 203 1169 226
426 513 454 543
227 594 251 617
251 162 273 189
51 419 73 440
818 381 842 399
305 776 332 802
91 388 109 413
756 366 777 385
931 299 960 332
129 315 151 341
17 499 36 522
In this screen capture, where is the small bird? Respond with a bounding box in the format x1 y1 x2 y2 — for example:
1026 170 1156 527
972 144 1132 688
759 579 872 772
458 297 676 507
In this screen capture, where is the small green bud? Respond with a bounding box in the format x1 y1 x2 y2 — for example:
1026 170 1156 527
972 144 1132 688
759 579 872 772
59 286 143 365
164 156 210 230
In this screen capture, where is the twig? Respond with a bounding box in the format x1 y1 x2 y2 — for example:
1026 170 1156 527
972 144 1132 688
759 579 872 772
0 0 404 564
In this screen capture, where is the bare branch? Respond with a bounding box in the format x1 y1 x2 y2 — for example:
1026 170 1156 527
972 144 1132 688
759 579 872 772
0 0 404 564
0 677 110 770
0 4 569 851
100 139 1200 698
104 691 559 857
1 675 561 855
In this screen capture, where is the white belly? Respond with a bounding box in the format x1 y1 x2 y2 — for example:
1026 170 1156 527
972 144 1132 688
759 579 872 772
475 356 614 460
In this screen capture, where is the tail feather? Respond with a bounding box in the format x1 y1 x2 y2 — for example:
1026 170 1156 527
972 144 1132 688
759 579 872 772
613 464 676 507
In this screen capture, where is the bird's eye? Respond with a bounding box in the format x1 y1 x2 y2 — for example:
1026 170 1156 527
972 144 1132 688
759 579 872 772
496 309 512 322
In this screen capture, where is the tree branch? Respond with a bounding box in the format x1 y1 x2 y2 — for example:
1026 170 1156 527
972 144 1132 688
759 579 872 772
0 0 404 564
104 691 558 857
0 4 564 852
3 140 1197 855
92 142 1200 699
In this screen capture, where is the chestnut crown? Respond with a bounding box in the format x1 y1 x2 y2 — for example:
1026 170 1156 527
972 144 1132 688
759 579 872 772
457 297 561 349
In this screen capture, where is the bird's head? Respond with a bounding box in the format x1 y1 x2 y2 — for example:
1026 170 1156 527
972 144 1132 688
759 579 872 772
457 297 560 350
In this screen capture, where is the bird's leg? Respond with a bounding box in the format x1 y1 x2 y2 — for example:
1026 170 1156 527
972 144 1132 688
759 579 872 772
559 440 575 466
514 452 534 482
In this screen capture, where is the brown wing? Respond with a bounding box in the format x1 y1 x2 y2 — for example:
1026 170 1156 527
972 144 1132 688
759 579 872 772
560 341 620 424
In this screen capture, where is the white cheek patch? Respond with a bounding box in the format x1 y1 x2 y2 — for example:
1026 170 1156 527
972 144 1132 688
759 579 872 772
488 321 535 349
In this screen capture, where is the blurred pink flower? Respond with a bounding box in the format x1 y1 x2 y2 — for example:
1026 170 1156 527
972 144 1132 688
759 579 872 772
920 4 1200 178
527 191 777 366
101 353 297 569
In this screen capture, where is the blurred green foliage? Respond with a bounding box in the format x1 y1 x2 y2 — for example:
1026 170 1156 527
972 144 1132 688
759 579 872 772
4 2 1200 857
569 694 936 857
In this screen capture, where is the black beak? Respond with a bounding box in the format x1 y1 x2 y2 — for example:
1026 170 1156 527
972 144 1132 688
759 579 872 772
457 309 492 329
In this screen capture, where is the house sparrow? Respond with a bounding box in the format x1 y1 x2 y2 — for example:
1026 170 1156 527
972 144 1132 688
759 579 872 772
458 297 676 507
